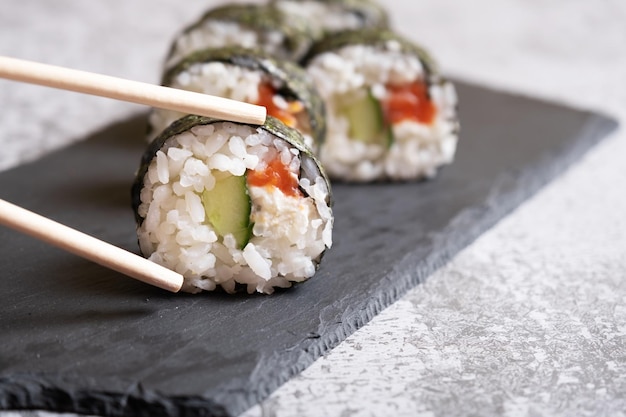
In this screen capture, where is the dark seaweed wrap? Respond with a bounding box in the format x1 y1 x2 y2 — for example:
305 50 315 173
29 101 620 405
321 0 389 30
167 3 315 62
132 115 332 226
163 47 327 148
274 0 389 35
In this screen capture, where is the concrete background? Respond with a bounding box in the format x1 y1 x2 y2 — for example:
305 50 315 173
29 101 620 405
1 1 625 416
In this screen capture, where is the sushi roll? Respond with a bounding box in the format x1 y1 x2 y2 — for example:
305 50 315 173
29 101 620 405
273 0 389 38
149 47 326 150
132 115 333 295
165 3 314 68
303 30 459 182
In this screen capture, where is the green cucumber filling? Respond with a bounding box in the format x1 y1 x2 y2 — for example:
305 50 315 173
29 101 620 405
341 89 393 147
201 173 252 249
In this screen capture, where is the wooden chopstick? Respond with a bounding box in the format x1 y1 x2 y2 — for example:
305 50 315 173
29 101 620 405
0 198 184 293
0 56 267 125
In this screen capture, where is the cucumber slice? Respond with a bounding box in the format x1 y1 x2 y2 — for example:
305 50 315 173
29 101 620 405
201 173 252 249
342 90 388 145
384 124 394 149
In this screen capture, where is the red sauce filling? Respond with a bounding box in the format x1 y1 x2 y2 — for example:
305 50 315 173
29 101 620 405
383 80 436 125
247 158 301 197
256 83 302 129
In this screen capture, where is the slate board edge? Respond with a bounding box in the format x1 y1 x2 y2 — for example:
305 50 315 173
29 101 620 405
0 108 618 417
0 375 229 417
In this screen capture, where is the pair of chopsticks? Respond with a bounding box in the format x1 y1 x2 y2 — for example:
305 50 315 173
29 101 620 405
0 56 268 293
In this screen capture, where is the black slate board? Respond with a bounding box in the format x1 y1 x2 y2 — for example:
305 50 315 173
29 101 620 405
0 82 617 417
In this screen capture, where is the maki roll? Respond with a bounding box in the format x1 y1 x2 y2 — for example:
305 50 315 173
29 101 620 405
165 3 314 68
132 115 333 294
149 47 326 150
303 30 459 182
273 0 389 38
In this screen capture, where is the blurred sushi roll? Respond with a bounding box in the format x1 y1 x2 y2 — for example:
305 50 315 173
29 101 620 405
165 3 314 68
132 115 333 294
273 0 389 38
303 30 459 182
149 47 326 150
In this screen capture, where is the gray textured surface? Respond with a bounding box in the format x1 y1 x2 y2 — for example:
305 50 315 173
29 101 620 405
1 1 625 416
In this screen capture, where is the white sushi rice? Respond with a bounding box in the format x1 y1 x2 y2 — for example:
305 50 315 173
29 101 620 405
167 20 287 68
137 121 332 294
148 63 262 141
306 41 459 181
148 62 316 148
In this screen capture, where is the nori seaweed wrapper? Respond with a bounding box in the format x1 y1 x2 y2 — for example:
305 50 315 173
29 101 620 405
302 29 440 79
319 0 389 30
273 0 389 35
163 47 327 148
132 115 332 225
167 3 315 62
